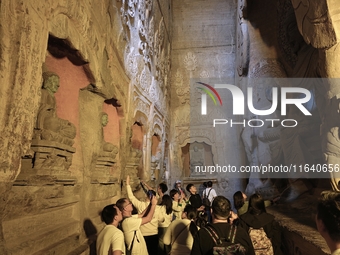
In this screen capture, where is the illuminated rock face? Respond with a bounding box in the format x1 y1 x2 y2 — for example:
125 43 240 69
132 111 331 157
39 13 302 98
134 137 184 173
0 0 340 254
0 0 172 254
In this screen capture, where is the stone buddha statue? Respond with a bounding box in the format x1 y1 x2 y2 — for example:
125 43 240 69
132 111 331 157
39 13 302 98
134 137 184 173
99 112 118 159
35 71 76 147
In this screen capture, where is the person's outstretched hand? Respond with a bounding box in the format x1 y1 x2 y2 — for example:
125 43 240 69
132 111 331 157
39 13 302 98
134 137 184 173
151 195 158 205
126 175 130 185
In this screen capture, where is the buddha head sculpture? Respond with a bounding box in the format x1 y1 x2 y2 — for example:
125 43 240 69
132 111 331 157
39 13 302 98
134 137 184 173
42 71 60 95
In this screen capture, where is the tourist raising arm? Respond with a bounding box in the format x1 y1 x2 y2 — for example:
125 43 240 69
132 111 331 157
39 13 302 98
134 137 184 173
126 175 149 212
125 175 161 255
139 195 158 225
116 195 158 255
171 189 186 220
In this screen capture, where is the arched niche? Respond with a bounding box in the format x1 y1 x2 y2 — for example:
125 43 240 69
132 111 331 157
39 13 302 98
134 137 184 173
151 134 161 156
44 35 93 176
181 143 191 177
151 134 161 180
46 34 94 125
131 122 144 150
163 140 170 180
131 110 148 151
131 121 144 180
102 98 121 147
152 115 163 136
18 34 94 184
90 98 121 183
179 137 217 178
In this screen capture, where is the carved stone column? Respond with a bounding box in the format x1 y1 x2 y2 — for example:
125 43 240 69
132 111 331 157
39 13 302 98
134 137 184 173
291 0 340 191
144 131 153 181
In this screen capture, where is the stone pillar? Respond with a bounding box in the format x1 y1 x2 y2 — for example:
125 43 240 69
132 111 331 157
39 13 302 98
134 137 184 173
144 131 152 181
291 0 340 191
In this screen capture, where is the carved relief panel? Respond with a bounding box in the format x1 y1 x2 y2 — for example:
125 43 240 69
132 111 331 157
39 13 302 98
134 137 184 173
91 99 121 184
18 52 111 186
19 72 77 182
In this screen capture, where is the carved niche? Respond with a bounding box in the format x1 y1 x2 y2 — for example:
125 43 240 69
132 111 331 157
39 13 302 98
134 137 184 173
151 134 161 181
124 122 144 183
92 108 120 184
150 114 164 181
18 72 77 184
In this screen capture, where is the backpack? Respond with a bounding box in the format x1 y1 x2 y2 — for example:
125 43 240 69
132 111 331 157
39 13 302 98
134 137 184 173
248 227 274 255
202 188 212 207
204 224 246 255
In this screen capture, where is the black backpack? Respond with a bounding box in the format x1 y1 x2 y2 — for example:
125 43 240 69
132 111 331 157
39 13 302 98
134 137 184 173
202 188 212 207
204 224 246 255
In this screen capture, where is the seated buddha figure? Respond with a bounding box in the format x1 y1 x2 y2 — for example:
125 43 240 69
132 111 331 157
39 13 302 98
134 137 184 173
35 71 76 146
99 112 118 160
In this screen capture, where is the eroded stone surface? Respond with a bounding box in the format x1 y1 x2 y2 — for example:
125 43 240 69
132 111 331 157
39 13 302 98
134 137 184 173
2 0 340 254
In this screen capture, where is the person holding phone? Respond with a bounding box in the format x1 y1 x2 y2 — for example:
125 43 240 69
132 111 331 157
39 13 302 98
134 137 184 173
116 195 158 255
126 175 166 255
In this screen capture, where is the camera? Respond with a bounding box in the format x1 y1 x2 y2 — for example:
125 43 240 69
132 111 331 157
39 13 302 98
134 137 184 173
147 190 154 200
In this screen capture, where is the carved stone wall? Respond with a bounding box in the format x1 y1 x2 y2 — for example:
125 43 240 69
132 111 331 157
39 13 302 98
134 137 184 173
0 0 171 254
2 0 340 254
169 0 246 199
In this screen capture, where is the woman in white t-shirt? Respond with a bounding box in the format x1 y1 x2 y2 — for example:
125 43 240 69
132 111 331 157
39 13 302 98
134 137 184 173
171 189 188 220
163 204 199 255
158 194 174 254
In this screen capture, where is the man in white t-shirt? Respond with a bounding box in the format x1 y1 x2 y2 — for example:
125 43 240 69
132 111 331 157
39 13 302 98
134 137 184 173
203 181 217 205
126 175 165 255
203 181 217 223
97 204 125 255
117 176 158 255
315 191 340 255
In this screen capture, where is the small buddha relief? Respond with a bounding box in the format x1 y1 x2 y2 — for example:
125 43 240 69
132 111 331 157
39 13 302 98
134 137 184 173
98 112 118 161
92 112 119 184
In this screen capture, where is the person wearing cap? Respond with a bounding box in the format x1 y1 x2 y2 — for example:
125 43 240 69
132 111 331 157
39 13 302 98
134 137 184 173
174 180 187 198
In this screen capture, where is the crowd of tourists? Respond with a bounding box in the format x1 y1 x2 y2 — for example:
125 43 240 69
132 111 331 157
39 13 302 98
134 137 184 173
96 176 340 255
